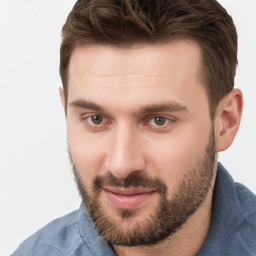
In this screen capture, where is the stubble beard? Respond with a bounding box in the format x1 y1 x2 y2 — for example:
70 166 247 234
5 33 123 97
70 128 216 246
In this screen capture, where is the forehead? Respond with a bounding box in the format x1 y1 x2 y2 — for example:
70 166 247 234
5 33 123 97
67 40 208 114
69 40 203 82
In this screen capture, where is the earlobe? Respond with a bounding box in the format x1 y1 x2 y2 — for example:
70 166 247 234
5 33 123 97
215 89 243 152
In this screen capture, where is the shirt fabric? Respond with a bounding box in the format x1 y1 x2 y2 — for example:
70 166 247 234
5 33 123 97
12 163 256 256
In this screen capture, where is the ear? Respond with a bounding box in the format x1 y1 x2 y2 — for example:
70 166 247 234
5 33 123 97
59 87 66 110
214 88 243 152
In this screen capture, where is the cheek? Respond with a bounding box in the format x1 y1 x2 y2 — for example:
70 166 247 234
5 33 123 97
146 130 209 195
67 126 108 186
148 144 193 195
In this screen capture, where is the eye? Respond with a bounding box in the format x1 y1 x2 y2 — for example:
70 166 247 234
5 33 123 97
89 115 104 125
151 116 167 126
145 115 176 132
149 116 170 126
81 114 112 131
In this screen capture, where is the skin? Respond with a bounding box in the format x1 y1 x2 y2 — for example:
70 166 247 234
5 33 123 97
60 40 243 256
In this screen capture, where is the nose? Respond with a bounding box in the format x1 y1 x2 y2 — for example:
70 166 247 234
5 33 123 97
105 124 147 179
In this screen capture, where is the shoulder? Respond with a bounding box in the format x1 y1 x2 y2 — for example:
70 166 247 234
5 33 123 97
12 209 90 256
198 164 256 256
231 182 256 255
235 182 256 228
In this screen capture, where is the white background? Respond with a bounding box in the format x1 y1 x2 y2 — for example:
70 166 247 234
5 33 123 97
0 1 255 255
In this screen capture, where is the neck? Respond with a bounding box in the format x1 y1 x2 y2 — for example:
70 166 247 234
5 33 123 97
113 182 214 256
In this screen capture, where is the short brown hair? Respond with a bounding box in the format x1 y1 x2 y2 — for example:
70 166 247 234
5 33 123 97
60 0 237 118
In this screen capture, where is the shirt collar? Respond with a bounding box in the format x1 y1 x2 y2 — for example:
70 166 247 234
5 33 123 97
78 203 116 256
197 162 244 254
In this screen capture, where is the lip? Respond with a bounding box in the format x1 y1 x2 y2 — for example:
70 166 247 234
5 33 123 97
103 187 156 209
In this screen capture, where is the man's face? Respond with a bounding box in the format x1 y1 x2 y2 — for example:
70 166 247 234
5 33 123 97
65 40 217 245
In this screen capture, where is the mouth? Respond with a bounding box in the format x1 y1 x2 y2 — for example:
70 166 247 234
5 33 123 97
103 187 156 209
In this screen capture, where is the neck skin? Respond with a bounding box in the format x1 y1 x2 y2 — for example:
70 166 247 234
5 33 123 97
113 175 216 256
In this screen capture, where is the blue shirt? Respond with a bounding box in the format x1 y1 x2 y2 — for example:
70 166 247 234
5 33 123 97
12 163 256 255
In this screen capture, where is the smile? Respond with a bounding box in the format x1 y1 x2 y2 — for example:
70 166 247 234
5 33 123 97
103 187 156 209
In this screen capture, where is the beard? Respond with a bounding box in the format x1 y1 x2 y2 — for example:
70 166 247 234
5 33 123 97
70 128 216 247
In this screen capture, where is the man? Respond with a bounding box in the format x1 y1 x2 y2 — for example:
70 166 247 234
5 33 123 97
12 0 256 255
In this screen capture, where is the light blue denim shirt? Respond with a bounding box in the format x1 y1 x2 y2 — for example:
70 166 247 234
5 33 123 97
12 163 256 256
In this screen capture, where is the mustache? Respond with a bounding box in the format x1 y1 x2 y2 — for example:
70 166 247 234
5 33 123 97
93 171 167 195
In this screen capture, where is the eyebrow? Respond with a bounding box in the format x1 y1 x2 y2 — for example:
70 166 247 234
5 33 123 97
137 103 188 115
69 100 104 112
69 99 188 115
